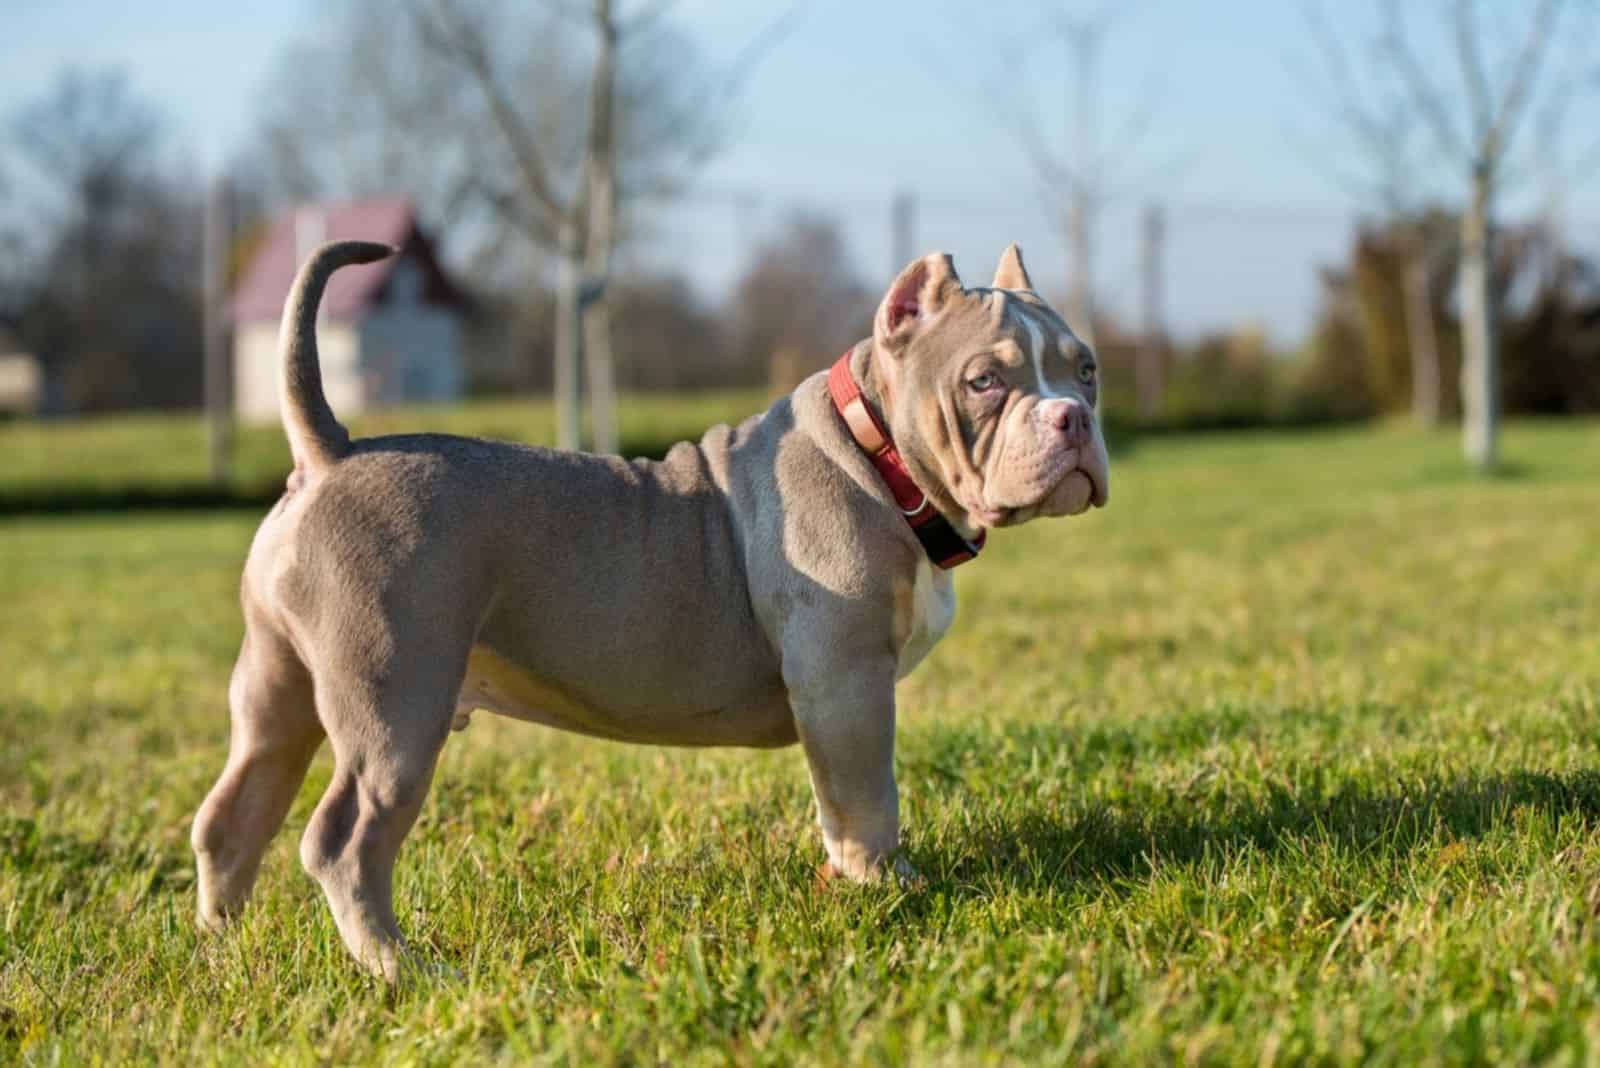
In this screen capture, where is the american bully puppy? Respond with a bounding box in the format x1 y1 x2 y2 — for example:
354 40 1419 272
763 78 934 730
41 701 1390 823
191 240 1109 980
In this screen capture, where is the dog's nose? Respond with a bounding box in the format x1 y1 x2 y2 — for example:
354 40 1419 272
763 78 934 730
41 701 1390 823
1041 397 1091 447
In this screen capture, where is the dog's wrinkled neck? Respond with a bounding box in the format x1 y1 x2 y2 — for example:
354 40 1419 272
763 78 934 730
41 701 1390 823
846 339 984 544
849 340 889 423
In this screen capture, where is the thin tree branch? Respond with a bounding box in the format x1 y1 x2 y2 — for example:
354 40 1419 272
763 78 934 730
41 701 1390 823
1298 0 1419 203
1281 117 1397 210
414 0 571 232
1380 0 1470 163
1300 0 1391 153
910 22 1077 196
623 0 678 35
650 1 806 174
467 172 549 245
1485 0 1565 158
541 0 593 27
1453 0 1495 139
711 2 806 107
1100 52 1168 163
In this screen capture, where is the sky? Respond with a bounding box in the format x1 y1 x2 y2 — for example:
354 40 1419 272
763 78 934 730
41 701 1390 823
4 0 1598 345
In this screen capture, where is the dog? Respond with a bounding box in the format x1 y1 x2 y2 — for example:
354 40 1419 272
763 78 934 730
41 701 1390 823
191 239 1110 980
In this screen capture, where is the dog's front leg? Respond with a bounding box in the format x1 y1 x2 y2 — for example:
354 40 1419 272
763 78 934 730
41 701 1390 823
785 653 906 881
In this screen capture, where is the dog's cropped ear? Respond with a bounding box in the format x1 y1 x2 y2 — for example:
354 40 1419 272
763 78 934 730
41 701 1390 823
874 252 962 353
992 243 1033 291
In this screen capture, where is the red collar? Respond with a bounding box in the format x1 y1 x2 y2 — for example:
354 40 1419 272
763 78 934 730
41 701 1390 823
827 350 985 569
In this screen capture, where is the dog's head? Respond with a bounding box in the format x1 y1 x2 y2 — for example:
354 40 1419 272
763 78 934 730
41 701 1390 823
865 245 1110 533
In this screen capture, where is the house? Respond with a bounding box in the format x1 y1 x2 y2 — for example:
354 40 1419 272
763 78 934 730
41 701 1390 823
231 198 468 422
0 321 42 417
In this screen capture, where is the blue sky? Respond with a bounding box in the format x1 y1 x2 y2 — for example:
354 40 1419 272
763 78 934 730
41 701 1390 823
5 0 1597 344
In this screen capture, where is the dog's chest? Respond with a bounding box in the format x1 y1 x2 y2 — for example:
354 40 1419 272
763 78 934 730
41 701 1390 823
896 559 956 680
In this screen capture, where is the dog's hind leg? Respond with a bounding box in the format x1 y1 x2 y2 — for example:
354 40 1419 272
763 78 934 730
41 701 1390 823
298 646 463 982
192 624 324 931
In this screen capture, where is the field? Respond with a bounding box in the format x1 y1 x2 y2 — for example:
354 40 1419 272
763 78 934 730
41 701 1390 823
0 393 770 509
3 403 1600 1065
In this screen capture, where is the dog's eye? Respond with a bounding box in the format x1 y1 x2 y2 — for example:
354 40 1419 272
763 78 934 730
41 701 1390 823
968 372 1000 392
1077 362 1097 385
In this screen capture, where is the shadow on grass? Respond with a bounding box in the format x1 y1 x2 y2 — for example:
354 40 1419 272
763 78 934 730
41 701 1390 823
0 485 284 516
925 766 1600 895
0 435 712 517
1413 457 1536 486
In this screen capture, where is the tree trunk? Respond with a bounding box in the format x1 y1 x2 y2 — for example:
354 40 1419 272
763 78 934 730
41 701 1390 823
580 236 617 455
1460 164 1498 469
1400 223 1441 427
1136 201 1165 421
554 217 583 452
1066 196 1096 350
581 0 619 456
202 174 233 486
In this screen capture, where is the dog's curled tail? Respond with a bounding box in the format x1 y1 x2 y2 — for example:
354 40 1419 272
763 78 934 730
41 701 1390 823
278 240 395 474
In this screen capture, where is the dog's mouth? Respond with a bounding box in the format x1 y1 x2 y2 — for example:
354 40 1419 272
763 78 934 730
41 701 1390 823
1085 465 1109 508
971 462 1107 530
1039 467 1100 517
972 504 1012 528
1059 444 1111 513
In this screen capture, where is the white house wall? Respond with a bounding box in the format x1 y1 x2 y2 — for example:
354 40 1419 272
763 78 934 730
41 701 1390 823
234 323 280 422
234 321 364 422
318 324 364 415
359 304 462 407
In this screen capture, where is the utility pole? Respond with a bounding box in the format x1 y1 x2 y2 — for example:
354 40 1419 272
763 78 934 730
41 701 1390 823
202 174 233 488
1137 200 1166 421
580 0 619 456
554 217 582 453
1064 15 1106 349
1460 165 1498 467
891 188 916 273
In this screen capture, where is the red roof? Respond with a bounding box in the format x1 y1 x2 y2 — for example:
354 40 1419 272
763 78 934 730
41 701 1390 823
231 197 420 324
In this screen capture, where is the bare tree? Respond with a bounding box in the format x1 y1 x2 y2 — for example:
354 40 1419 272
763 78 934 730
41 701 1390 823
1137 201 1166 421
252 0 794 453
731 213 872 389
246 6 509 238
407 0 592 449
923 2 1183 416
578 0 623 454
1051 9 1112 349
202 175 233 485
0 161 25 315
1295 1 1446 426
7 70 204 413
1381 0 1585 468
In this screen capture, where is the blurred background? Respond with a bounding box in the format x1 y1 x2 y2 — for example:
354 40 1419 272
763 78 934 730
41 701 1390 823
1 0 1597 501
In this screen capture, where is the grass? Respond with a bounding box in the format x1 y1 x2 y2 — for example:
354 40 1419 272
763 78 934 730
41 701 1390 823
0 391 769 506
2 408 1599 1065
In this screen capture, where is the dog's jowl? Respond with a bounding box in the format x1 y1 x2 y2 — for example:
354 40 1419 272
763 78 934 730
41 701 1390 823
190 239 1109 981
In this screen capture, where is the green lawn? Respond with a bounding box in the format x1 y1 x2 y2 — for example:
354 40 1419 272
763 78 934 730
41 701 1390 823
2 414 1599 1065
0 392 769 502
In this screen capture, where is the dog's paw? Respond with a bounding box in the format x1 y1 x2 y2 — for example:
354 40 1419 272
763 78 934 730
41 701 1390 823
814 853 925 890
380 949 465 988
194 901 236 935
